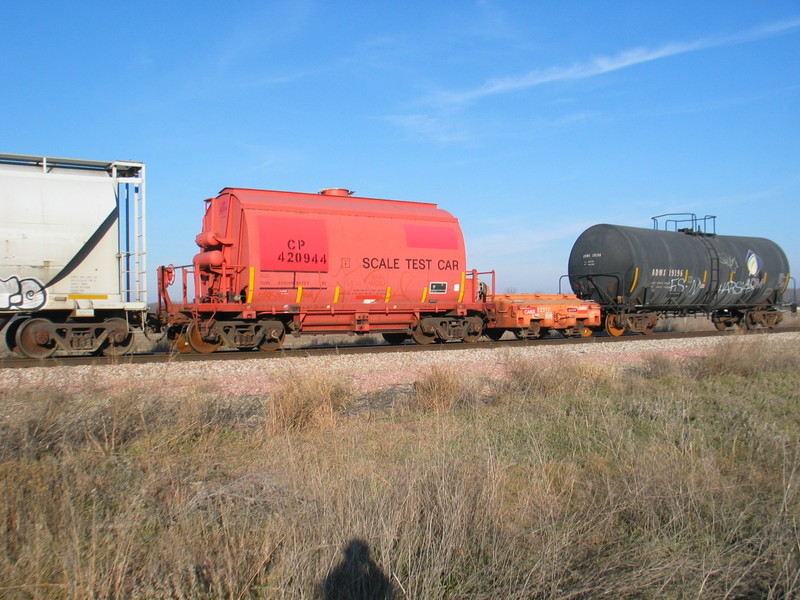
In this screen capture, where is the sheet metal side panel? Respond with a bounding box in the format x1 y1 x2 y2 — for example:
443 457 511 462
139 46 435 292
569 224 790 310
234 193 466 306
1 163 123 311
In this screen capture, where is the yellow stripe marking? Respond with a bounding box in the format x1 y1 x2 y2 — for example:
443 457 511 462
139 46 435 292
295 286 303 303
333 286 340 303
703 270 708 283
762 273 768 284
780 274 791 294
629 267 639 293
684 270 689 282
421 286 428 302
68 294 108 300
729 272 735 282
247 267 255 303
457 271 466 302
384 286 392 303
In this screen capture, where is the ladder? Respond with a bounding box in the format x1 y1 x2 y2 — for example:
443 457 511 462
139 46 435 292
114 161 147 304
696 234 720 308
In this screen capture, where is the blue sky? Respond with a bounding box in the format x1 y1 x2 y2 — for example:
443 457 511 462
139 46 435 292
2 1 799 295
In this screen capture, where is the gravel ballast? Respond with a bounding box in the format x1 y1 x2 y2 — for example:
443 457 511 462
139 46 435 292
3 332 798 398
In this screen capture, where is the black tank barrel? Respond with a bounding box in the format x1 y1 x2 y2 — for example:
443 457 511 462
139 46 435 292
568 224 790 311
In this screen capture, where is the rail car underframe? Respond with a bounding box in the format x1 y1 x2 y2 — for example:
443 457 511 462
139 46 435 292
162 300 491 352
571 272 784 336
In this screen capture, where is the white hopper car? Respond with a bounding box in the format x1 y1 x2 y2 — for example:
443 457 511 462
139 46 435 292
0 153 148 357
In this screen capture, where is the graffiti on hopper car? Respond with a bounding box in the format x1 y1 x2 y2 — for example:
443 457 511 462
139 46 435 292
0 276 47 311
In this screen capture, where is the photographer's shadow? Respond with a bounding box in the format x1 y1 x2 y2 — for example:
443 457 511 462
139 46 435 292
321 539 395 600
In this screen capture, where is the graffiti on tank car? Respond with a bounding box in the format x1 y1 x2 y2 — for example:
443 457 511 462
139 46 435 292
0 276 47 311
719 256 739 270
668 277 703 295
746 250 762 277
717 279 759 295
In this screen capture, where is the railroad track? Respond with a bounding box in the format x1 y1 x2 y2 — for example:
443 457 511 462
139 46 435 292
2 326 797 370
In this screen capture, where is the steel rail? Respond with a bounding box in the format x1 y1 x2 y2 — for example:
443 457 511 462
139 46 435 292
1 327 798 370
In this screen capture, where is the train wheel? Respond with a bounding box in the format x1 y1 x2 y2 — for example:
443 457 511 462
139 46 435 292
186 322 222 354
713 321 729 331
485 328 505 341
167 327 192 353
462 331 481 343
605 314 627 337
411 325 436 345
382 333 408 345
739 312 757 331
15 318 57 359
259 323 286 351
99 318 134 357
4 318 26 355
461 320 483 343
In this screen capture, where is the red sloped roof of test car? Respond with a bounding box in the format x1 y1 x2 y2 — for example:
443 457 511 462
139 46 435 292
217 187 459 223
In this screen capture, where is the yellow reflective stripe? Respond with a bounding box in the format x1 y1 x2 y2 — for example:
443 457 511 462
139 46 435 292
629 267 639 293
730 272 735 282
421 286 428 302
762 273 768 284
457 271 466 302
384 286 392 303
333 286 340 303
295 286 303 303
68 294 108 299
684 270 689 282
780 274 791 294
246 267 255 303
703 270 708 283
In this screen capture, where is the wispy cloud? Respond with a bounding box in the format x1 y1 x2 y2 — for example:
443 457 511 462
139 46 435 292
466 220 595 259
435 17 800 105
379 113 473 144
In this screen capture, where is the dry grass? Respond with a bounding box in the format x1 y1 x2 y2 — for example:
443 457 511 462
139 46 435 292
410 366 477 412
498 351 620 399
1 336 799 598
268 370 353 431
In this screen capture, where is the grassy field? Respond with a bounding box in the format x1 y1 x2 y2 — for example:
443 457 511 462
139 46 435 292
1 335 798 599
